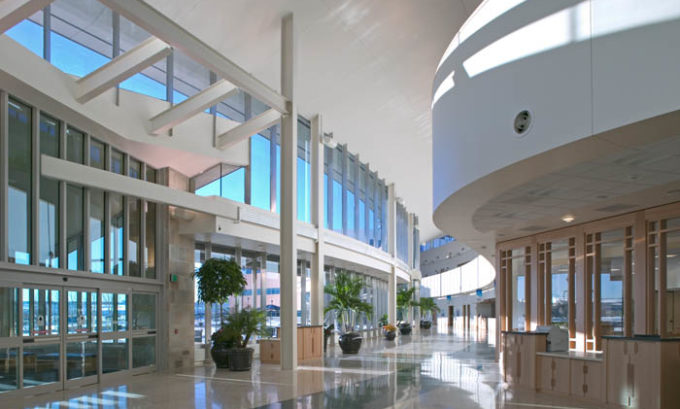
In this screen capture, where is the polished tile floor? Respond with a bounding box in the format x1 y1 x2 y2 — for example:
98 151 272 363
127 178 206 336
5 329 605 409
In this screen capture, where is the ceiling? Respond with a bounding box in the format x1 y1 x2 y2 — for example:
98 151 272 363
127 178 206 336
473 134 680 241
143 0 481 241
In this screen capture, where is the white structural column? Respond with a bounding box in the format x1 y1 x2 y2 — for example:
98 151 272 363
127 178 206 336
387 183 397 323
279 13 298 371
310 114 325 326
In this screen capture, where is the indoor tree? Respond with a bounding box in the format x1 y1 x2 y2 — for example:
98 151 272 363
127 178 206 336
418 297 441 329
396 287 418 334
324 271 373 353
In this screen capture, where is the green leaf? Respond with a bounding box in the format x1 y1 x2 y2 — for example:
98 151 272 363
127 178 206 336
194 258 247 304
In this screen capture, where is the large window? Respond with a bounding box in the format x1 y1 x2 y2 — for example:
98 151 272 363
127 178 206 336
549 239 570 329
8 99 32 265
661 217 680 335
250 134 271 210
39 114 60 268
510 248 527 331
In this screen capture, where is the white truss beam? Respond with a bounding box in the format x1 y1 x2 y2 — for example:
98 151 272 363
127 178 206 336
76 36 171 103
99 0 288 114
216 108 281 150
149 79 237 134
0 0 53 35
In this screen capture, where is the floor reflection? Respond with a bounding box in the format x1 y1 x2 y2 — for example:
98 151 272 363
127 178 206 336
11 330 603 409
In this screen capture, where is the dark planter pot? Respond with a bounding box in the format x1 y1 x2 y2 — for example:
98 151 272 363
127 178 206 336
420 320 432 329
399 323 412 335
211 344 230 368
338 333 363 354
384 331 396 341
227 348 254 371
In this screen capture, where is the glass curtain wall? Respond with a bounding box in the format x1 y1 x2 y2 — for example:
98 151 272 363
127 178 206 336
4 95 159 278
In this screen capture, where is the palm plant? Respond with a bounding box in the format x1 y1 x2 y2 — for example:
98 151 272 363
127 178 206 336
418 297 441 322
324 272 373 334
396 287 418 323
221 308 268 349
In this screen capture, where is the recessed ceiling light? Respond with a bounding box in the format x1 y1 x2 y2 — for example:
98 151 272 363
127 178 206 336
562 214 575 223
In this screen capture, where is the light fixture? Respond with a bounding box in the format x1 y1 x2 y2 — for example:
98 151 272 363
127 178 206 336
562 214 575 223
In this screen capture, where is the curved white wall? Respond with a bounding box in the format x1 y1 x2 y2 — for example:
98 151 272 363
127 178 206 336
421 255 495 298
432 0 680 254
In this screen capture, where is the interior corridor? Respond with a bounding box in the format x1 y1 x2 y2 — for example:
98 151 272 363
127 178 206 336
8 330 605 409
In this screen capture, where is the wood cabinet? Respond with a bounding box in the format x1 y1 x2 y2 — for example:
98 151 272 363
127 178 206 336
259 326 323 364
569 359 602 402
502 332 546 389
537 355 570 395
603 337 680 409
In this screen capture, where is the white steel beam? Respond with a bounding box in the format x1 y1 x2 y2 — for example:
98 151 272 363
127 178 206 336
0 0 53 35
98 0 288 114
149 79 237 134
76 36 171 103
216 108 280 150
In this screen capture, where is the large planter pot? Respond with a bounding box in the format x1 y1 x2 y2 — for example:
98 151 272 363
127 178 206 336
227 347 254 371
384 331 396 341
420 320 432 329
399 323 412 335
211 344 230 368
338 333 363 354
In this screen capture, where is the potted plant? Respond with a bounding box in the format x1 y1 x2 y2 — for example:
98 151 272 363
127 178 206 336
383 324 397 341
222 308 267 371
194 258 247 368
397 287 418 335
324 272 373 354
378 314 389 327
418 297 440 329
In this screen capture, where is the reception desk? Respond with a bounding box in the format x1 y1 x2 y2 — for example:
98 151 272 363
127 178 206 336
259 326 323 364
502 331 680 408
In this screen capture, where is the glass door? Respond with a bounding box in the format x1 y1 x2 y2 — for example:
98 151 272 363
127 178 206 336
0 286 21 394
101 292 130 376
64 288 98 388
21 287 62 394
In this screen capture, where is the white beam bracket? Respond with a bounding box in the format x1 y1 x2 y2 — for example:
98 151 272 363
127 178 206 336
0 0 54 35
76 36 171 103
149 79 238 134
216 108 281 150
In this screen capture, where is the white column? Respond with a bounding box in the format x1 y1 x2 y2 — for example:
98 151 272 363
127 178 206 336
388 266 397 324
310 115 325 326
279 13 298 371
387 184 397 323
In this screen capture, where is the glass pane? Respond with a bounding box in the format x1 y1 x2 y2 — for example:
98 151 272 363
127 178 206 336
66 341 98 380
0 348 19 393
128 199 141 277
0 288 20 337
128 158 141 179
145 167 157 183
251 134 271 210
551 240 570 329
67 184 84 271
110 193 124 275
90 189 105 273
22 288 60 336
90 139 105 169
144 202 156 279
665 230 680 334
23 344 60 388
67 290 97 334
5 13 43 58
511 250 526 330
111 150 123 174
600 238 625 336
8 99 32 265
66 127 84 164
39 114 60 268
132 336 155 368
102 338 128 373
50 0 112 76
132 294 156 330
102 293 127 332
